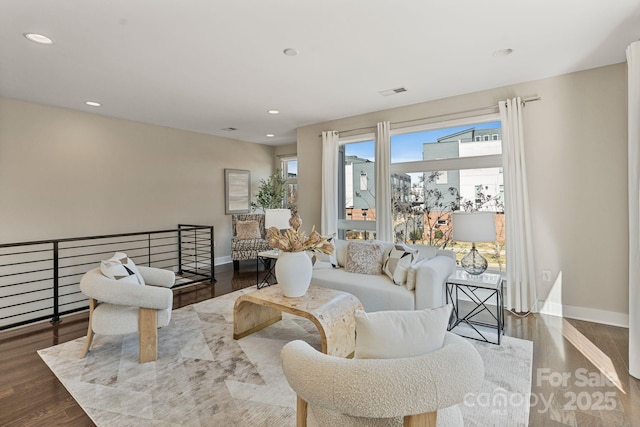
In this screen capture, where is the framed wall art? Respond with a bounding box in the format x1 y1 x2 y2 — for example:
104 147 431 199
225 169 251 214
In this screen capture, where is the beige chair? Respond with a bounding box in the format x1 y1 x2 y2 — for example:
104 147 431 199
231 213 271 270
79 266 175 363
281 332 484 427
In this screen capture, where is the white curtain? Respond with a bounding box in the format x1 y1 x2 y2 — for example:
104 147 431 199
499 98 537 312
627 41 640 379
375 121 393 242
321 131 339 237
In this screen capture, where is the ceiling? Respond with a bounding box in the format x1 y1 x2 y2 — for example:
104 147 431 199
2 1 640 146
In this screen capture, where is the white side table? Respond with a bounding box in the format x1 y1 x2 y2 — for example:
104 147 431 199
445 269 504 345
257 250 279 289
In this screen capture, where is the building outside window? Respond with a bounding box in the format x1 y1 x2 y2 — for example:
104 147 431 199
390 118 506 271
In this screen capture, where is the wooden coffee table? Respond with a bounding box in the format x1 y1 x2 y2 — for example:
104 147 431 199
233 284 363 358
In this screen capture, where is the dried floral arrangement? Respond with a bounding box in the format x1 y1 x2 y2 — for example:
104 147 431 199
267 212 333 254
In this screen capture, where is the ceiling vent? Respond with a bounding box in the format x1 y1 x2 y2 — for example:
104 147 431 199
221 127 237 131
379 87 407 96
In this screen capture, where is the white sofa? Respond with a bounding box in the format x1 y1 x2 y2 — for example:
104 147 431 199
311 240 456 312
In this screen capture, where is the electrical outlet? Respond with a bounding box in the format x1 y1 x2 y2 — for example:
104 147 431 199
542 270 551 282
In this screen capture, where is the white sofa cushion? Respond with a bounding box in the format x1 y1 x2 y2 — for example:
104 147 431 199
312 268 414 312
407 244 439 261
100 252 145 285
354 304 453 359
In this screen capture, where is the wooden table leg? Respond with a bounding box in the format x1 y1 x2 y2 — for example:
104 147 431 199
233 299 282 339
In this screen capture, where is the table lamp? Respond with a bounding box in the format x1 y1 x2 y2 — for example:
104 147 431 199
265 209 292 253
265 208 291 230
451 211 496 275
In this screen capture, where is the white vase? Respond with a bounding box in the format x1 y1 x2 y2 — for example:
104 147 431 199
275 251 312 297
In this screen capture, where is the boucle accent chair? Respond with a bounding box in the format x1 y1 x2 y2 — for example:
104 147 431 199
231 213 271 270
281 333 484 427
79 266 175 363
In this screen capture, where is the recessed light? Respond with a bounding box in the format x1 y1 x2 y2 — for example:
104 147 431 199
267 109 280 115
283 48 299 57
24 33 54 45
266 134 275 138
492 48 513 57
85 101 101 107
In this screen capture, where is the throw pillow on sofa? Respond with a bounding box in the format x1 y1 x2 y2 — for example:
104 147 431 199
311 235 338 268
100 252 145 285
333 238 348 267
236 220 261 240
345 241 384 275
354 304 453 359
383 243 418 286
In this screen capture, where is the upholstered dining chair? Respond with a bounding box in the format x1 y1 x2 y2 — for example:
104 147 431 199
79 266 175 363
281 332 484 427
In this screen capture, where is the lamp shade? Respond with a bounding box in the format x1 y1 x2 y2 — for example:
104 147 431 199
451 212 496 242
265 209 291 230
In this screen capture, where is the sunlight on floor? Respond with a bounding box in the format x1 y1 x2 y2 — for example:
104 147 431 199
562 318 626 394
539 271 566 362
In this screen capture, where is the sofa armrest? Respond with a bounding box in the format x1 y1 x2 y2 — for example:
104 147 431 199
138 266 176 288
414 255 456 310
436 248 456 261
80 268 173 310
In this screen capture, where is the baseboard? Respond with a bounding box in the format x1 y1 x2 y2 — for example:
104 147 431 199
214 256 232 266
537 300 629 328
180 256 231 268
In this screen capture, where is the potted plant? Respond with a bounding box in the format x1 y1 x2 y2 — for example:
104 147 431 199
251 169 286 211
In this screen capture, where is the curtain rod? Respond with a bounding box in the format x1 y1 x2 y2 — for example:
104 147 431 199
320 96 541 137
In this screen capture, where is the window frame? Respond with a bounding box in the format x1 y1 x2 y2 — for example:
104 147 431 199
279 155 298 209
388 113 505 271
338 133 376 238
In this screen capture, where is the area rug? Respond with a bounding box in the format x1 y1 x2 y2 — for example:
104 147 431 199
38 288 532 426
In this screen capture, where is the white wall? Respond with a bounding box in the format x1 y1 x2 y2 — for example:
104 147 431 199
0 97 275 260
297 63 629 325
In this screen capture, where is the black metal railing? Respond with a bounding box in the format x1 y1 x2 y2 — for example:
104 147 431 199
0 224 215 331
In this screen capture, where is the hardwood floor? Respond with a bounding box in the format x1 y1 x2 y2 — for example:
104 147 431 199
1 262 639 426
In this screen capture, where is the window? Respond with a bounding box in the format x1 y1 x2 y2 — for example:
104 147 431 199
360 172 368 191
281 157 298 208
475 184 483 208
339 137 376 240
390 116 505 271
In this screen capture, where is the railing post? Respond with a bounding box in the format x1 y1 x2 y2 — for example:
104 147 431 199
51 241 60 324
194 226 198 273
178 225 183 274
210 226 216 282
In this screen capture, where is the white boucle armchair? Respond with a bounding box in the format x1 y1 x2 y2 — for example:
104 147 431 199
79 266 175 363
281 333 484 427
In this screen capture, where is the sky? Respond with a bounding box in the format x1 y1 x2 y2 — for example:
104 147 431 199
345 120 501 163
